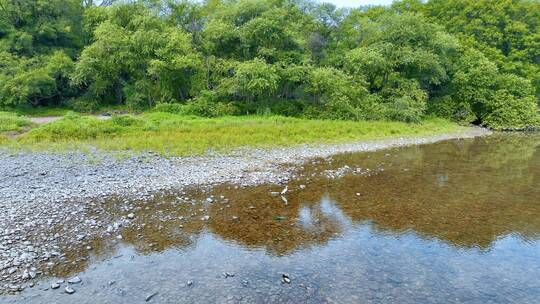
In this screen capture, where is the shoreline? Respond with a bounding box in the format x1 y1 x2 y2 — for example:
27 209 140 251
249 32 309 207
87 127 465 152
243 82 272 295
0 127 490 205
0 127 490 293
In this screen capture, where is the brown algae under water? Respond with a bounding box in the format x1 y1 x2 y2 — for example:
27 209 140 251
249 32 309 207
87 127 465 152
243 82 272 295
3 133 540 303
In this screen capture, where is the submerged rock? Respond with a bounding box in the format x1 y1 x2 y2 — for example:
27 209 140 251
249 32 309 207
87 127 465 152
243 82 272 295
282 273 291 284
67 276 82 284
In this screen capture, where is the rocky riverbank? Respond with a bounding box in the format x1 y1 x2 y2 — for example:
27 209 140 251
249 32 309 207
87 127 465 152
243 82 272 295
0 127 490 293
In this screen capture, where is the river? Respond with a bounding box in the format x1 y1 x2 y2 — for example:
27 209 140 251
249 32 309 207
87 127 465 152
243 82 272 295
3 133 539 303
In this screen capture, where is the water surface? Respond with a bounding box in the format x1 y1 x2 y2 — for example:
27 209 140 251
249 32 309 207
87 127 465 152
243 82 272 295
4 134 540 303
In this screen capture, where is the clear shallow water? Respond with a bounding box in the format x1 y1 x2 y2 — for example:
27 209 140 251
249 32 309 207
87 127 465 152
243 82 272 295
4 133 540 303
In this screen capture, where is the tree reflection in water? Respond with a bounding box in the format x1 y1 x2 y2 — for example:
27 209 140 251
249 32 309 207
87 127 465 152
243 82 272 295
45 134 540 279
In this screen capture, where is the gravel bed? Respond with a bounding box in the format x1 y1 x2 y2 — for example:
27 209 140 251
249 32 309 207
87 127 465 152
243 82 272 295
0 128 490 293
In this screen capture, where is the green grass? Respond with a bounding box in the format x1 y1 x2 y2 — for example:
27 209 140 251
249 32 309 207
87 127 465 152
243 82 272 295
2 112 465 156
0 112 33 132
0 107 72 117
0 104 131 117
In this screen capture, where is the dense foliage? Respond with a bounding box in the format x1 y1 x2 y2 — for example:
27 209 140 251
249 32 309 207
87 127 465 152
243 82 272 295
0 0 538 129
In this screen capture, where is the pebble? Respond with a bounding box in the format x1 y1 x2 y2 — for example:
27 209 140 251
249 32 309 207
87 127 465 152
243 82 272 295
282 273 291 284
64 286 75 294
67 276 82 284
51 283 60 289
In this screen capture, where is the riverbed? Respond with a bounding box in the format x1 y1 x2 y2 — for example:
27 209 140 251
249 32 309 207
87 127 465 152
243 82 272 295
1 132 539 303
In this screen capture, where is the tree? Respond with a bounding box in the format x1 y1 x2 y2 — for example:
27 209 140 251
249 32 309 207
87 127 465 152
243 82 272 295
422 0 540 98
442 47 538 128
0 51 74 107
0 0 84 56
71 3 202 109
201 0 314 63
0 0 537 129
229 59 280 102
0 0 83 107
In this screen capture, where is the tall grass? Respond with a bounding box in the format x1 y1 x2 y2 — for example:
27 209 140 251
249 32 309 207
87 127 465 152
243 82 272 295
7 112 463 155
0 112 33 132
0 107 71 117
0 104 131 117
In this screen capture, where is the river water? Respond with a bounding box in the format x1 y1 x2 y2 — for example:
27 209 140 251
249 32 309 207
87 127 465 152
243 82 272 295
4 133 540 303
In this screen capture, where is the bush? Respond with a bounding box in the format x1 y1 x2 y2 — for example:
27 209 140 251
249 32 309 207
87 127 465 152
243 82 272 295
111 115 142 127
67 96 100 112
268 99 305 117
428 96 477 124
153 103 188 115
153 99 238 118
187 98 238 117
482 90 538 130
322 96 360 120
230 59 280 101
381 79 427 123
0 51 76 107
304 67 375 120
0 69 57 107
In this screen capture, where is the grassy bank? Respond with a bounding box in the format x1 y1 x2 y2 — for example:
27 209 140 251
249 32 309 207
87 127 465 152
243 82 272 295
1 112 464 155
0 112 34 133
0 104 131 117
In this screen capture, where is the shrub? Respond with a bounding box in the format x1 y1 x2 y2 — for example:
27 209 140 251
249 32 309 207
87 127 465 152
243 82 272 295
111 115 142 127
381 79 427 123
230 59 280 101
153 99 238 118
482 90 538 130
428 96 477 124
153 103 188 115
67 96 100 112
187 98 238 117
268 99 306 117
